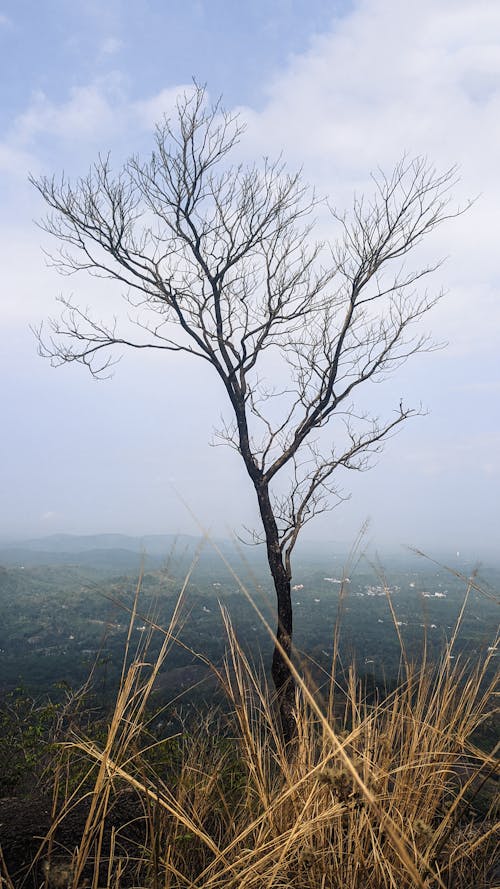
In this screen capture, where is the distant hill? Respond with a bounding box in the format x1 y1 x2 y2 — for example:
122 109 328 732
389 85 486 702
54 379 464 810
0 532 252 572
0 546 154 570
0 533 215 570
13 533 202 554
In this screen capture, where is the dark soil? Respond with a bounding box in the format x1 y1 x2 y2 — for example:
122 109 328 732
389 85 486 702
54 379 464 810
0 791 147 888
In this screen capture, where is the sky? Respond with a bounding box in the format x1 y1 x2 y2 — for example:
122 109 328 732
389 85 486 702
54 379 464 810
0 0 499 557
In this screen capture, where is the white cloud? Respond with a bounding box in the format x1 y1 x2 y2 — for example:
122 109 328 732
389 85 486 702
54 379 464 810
14 80 126 145
244 0 500 171
100 36 123 55
133 85 194 129
0 79 196 328
0 142 36 176
3 77 192 162
237 0 500 355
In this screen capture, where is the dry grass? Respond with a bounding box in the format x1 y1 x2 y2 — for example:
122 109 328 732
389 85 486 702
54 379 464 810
6 560 499 889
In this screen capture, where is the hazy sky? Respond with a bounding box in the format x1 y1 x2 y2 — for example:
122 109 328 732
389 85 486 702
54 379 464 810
1 0 499 556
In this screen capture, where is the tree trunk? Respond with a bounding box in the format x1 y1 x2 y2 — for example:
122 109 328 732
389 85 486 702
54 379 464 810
255 482 296 746
270 565 296 746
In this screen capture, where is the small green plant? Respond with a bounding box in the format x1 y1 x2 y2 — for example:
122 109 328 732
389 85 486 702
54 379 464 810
0 689 63 793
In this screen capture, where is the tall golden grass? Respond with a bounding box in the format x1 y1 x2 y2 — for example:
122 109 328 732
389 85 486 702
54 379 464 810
7 558 499 889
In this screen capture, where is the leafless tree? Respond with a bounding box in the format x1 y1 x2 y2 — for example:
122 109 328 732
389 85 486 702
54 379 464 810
31 85 461 743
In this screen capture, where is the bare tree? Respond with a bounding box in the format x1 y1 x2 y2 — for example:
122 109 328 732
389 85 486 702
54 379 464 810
31 85 460 743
